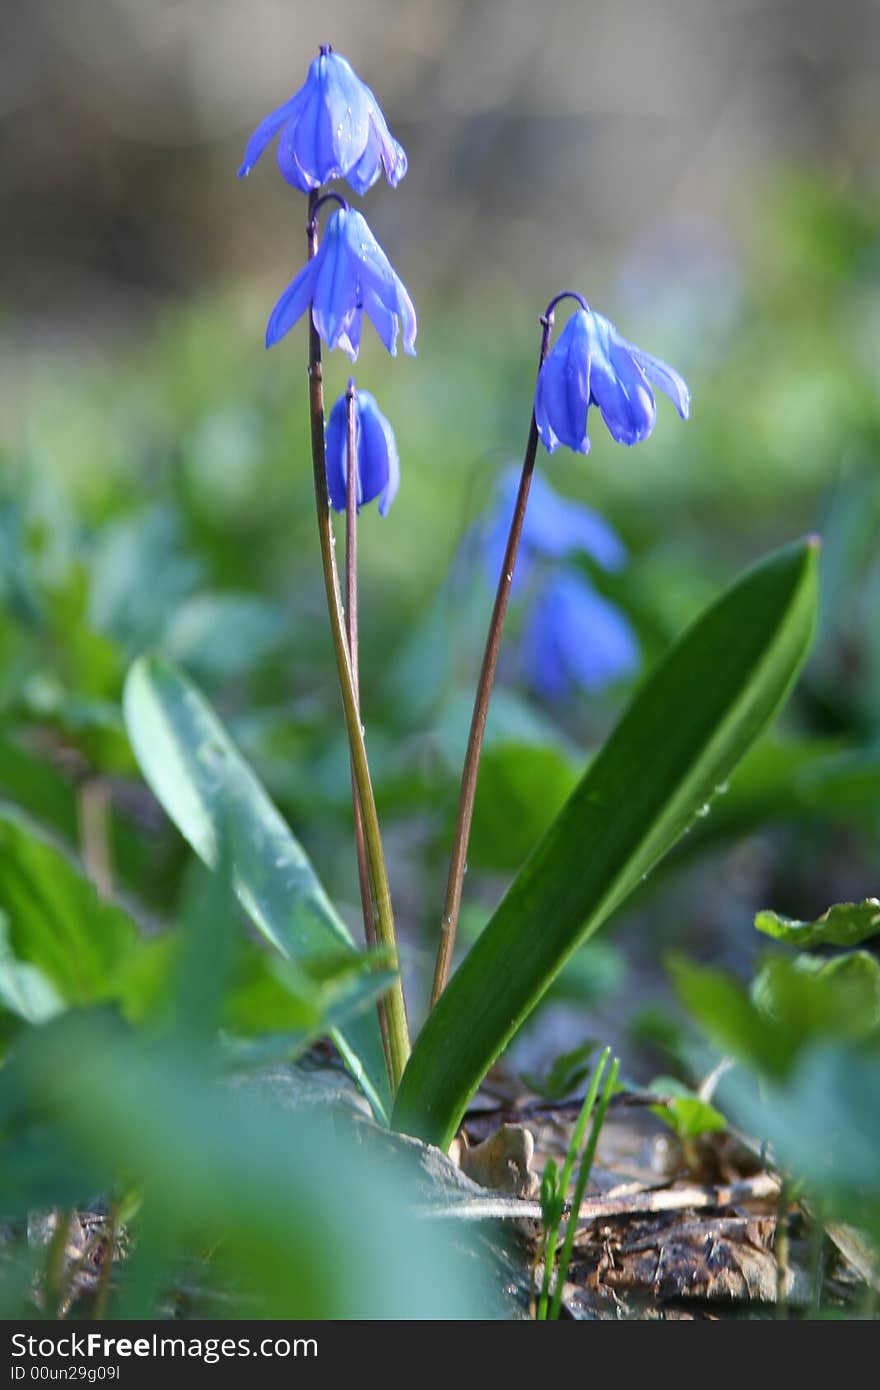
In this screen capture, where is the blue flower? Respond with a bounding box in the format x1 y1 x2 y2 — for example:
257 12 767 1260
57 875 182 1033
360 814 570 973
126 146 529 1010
265 206 417 360
325 390 400 516
484 467 627 590
535 307 690 455
238 47 407 195
521 570 640 701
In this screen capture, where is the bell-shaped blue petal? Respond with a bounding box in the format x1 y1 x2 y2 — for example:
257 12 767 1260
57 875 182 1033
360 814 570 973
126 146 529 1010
535 310 592 455
483 467 627 590
521 570 640 702
535 305 689 455
325 390 400 516
265 208 417 361
239 48 408 196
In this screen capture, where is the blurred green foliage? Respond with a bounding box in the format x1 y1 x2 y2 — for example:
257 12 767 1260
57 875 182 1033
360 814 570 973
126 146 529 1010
0 172 879 1313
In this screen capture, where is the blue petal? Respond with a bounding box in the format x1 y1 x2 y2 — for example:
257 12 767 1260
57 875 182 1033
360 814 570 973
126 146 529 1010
319 53 371 174
522 470 627 570
363 286 399 356
629 345 691 419
345 123 383 196
535 310 592 454
521 595 568 701
337 304 363 362
358 391 400 515
265 260 316 348
277 119 318 191
325 394 350 513
342 211 417 354
368 102 408 187
555 575 640 691
588 312 656 446
238 89 305 178
311 213 359 351
522 572 639 700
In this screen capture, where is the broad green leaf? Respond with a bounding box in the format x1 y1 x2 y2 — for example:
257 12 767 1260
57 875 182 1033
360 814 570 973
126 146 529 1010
123 654 390 1122
0 913 64 1025
756 899 880 949
394 540 819 1145
0 805 137 1005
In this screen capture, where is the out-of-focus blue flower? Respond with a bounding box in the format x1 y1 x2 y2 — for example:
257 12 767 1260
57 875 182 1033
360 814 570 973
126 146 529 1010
521 570 640 701
265 206 417 360
238 47 407 195
535 307 690 455
484 467 627 590
325 389 399 515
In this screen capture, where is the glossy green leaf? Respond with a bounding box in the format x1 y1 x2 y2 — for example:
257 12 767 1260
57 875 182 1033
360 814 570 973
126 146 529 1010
123 654 390 1122
395 540 819 1145
756 898 880 949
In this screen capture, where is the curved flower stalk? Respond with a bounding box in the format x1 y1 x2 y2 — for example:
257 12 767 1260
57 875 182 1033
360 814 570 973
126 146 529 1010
238 46 407 194
326 389 400 515
535 304 690 454
431 293 689 1007
266 204 417 361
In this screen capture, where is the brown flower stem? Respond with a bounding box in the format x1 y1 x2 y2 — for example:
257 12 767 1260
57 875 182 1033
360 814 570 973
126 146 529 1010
430 311 555 1008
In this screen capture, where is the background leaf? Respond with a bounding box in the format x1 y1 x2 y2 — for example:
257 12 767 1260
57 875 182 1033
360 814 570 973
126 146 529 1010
123 655 390 1121
755 899 880 949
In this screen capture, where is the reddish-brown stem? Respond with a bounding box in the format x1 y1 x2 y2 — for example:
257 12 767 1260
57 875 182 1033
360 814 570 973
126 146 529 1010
430 312 555 1007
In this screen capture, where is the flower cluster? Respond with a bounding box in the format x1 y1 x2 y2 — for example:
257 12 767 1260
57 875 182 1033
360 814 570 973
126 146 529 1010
241 45 412 513
482 469 639 702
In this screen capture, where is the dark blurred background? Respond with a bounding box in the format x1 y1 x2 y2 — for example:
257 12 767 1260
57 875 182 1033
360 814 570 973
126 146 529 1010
1 0 879 1069
4 1 879 320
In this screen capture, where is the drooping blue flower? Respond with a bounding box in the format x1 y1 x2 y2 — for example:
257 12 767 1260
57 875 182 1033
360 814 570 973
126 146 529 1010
325 389 400 516
238 46 407 195
521 570 640 701
484 467 627 590
535 306 690 455
265 206 417 360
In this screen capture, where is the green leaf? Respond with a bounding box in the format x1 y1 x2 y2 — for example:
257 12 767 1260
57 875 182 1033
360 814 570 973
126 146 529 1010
648 1078 727 1140
394 540 819 1145
122 654 390 1123
669 954 788 1076
756 899 880 949
752 951 880 1043
0 805 137 1005
469 741 579 872
0 913 64 1025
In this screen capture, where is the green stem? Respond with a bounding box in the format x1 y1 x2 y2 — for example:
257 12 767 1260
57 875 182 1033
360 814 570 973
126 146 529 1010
430 313 555 1007
538 1046 609 1320
305 194 410 1091
345 379 392 1065
549 1054 618 1320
